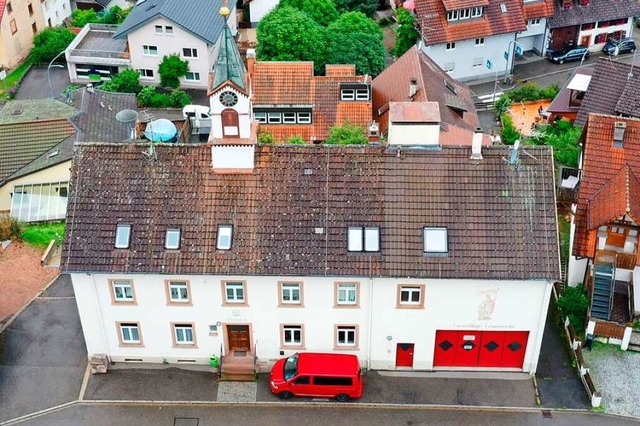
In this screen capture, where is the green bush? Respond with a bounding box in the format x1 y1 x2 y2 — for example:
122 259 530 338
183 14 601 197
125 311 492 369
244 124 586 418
137 87 189 108
169 90 192 107
500 114 520 145
494 83 560 116
0 216 22 240
531 120 582 167
30 27 76 63
70 9 98 27
326 121 368 145
557 284 589 337
100 69 142 94
71 6 131 27
288 136 306 144
158 54 189 88
258 131 276 144
494 94 512 116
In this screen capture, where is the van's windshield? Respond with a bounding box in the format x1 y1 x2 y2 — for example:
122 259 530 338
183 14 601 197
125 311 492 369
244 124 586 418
283 353 299 381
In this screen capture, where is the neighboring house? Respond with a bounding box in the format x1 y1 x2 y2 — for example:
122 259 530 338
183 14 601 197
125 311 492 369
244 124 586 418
0 0 46 70
414 0 554 81
575 58 640 127
62 135 559 374
42 0 72 27
0 88 137 221
546 65 592 123
568 114 640 328
243 0 278 25
66 0 237 89
548 0 640 53
372 45 489 145
72 0 132 11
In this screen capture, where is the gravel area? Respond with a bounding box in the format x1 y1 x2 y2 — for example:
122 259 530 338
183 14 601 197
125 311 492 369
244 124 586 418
0 241 58 324
583 343 640 418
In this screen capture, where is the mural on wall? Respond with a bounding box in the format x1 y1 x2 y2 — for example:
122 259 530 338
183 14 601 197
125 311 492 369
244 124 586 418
478 290 498 320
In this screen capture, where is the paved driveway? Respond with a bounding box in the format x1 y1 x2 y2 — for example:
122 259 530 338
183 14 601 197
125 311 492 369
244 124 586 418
0 274 87 423
15 65 71 100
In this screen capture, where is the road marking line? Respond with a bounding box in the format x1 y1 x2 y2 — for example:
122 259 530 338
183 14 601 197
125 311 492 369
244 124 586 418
78 363 91 401
0 401 77 426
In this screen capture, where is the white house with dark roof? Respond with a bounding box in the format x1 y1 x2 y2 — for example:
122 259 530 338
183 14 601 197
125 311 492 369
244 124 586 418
66 0 236 89
62 103 560 378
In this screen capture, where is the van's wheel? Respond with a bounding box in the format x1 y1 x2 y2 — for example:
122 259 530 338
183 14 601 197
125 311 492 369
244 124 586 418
559 59 565 64
278 391 293 400
336 393 350 402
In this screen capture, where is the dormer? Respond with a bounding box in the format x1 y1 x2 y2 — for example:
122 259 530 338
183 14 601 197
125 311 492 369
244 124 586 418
387 102 441 147
444 0 487 22
340 82 371 101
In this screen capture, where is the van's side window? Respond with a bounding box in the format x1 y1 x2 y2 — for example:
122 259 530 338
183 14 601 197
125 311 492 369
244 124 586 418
313 376 353 386
294 376 310 384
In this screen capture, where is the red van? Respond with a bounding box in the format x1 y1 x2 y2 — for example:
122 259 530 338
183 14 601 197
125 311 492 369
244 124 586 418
269 352 363 402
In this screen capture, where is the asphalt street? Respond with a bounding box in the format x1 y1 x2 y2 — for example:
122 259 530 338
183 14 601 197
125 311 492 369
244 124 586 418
15 65 71 100
12 403 640 426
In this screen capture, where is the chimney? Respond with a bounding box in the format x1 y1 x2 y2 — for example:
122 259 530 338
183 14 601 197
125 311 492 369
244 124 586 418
614 121 627 147
470 127 484 160
246 48 256 76
408 78 418 100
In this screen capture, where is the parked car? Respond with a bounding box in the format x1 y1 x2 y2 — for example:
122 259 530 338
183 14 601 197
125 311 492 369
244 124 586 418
546 45 590 64
269 352 363 402
603 38 636 55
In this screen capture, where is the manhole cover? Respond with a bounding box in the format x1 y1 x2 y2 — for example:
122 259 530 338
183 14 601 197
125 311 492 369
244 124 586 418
541 410 552 419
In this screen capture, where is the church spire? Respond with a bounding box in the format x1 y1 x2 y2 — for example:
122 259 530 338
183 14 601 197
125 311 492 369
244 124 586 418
212 1 247 91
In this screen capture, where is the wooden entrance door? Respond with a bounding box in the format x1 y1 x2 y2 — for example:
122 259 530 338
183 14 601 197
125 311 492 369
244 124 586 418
580 35 591 47
607 226 627 247
221 108 239 138
227 324 250 351
395 343 415 367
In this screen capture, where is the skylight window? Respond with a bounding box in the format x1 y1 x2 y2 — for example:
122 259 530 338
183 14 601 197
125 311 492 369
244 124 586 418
165 228 181 250
217 224 233 250
423 227 448 254
115 224 131 249
348 226 380 252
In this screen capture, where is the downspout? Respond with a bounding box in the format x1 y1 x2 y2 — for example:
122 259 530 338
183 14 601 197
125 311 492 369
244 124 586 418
366 276 374 370
91 274 110 357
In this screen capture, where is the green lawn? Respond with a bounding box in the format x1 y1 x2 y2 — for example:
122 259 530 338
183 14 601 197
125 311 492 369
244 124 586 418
0 58 33 99
20 222 65 249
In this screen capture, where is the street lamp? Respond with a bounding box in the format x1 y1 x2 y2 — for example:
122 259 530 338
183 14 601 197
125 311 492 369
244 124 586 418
48 49 66 98
503 39 523 83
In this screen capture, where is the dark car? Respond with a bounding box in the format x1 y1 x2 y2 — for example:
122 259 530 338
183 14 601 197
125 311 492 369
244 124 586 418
546 45 590 64
603 38 636 55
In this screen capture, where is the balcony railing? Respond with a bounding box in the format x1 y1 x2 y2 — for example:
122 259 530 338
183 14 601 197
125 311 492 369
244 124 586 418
596 249 637 270
68 49 130 60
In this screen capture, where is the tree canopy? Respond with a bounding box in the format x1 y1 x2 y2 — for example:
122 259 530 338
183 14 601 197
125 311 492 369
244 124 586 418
256 6 327 72
30 27 76 63
392 8 418 57
326 12 385 76
279 0 339 26
333 0 378 17
158 54 189 88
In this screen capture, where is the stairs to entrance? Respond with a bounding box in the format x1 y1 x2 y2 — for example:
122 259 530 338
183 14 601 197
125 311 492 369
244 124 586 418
220 351 257 381
629 329 640 352
591 263 614 320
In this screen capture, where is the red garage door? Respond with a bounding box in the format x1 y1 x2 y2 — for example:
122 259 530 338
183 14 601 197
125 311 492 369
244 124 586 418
434 330 529 369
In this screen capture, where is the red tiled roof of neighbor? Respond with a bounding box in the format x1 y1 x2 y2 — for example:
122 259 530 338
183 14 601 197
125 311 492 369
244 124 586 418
523 0 554 20
372 46 487 145
0 1 5 24
441 0 489 10
573 114 640 258
62 143 560 281
415 0 527 45
252 61 371 142
391 102 441 123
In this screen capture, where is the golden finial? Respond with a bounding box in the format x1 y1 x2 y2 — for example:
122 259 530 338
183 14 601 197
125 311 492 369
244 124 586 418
219 0 230 17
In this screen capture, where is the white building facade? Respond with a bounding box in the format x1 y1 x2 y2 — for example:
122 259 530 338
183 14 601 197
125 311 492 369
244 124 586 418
72 273 551 372
42 0 72 27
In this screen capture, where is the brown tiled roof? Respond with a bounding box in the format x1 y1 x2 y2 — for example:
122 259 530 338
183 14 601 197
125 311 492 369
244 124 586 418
372 46 484 143
69 89 138 142
0 119 75 184
546 66 593 114
549 0 640 29
252 62 372 141
573 115 640 258
576 59 640 127
415 0 527 45
62 143 560 281
586 165 640 230
441 0 489 10
523 0 555 20
252 62 314 105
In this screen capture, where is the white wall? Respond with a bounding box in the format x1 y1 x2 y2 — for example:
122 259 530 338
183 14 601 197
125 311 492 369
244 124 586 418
249 0 278 24
517 18 547 54
579 18 634 52
42 0 72 27
71 273 551 373
423 32 516 82
388 122 439 146
127 17 213 89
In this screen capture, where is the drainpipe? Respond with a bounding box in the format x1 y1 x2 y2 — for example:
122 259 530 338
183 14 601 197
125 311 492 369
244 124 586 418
366 277 374 370
91 273 110 357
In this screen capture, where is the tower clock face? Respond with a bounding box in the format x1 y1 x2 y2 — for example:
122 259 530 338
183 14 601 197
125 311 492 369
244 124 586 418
219 90 238 107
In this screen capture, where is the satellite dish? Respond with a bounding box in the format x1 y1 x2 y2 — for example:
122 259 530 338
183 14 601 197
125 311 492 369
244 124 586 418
115 109 139 124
